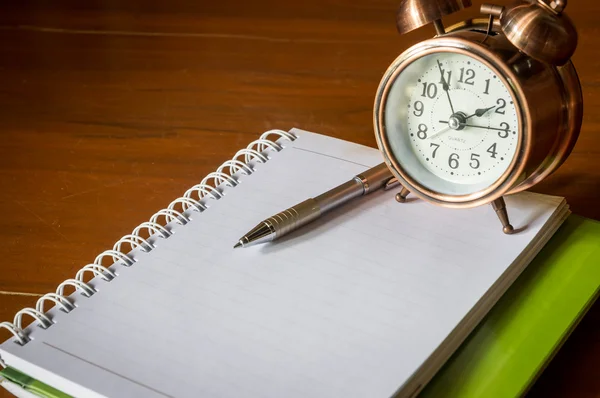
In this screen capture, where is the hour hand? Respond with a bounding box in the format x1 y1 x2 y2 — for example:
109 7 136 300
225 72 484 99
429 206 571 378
465 106 495 120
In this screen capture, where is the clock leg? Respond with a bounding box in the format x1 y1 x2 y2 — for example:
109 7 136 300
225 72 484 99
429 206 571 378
491 197 514 234
395 187 410 203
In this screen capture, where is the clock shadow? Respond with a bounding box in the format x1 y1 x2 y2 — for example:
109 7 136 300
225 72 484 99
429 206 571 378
531 172 600 221
512 225 528 234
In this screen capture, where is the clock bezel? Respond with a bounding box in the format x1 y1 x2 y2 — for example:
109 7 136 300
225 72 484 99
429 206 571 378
374 37 531 208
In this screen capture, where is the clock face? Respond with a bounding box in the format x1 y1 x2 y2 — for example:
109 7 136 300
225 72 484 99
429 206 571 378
381 51 521 197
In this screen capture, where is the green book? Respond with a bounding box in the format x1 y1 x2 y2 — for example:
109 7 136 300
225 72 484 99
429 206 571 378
0 366 71 398
422 215 600 397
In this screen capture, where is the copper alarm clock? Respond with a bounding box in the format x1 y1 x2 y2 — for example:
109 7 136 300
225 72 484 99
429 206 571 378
373 0 582 233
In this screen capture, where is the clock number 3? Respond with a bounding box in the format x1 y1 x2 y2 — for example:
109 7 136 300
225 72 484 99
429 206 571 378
498 122 510 138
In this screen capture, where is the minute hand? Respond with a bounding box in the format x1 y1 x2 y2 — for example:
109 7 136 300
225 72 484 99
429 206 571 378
436 60 455 114
464 124 510 133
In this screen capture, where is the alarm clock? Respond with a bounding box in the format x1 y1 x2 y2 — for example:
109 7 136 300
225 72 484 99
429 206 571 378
373 0 582 233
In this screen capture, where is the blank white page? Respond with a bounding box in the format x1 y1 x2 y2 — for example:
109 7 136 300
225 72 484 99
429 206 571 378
0 129 565 398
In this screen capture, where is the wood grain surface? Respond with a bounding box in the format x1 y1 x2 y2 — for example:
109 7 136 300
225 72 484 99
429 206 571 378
0 1 598 396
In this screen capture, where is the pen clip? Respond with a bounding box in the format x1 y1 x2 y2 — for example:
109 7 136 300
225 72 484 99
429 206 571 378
384 177 400 191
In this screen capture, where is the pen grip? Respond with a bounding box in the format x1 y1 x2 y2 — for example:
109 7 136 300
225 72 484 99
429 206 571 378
268 199 321 238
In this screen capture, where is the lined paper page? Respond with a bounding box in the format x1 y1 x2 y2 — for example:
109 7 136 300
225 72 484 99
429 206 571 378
1 129 564 398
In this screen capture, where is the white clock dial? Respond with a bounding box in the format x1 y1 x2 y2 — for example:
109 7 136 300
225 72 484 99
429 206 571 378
382 51 521 196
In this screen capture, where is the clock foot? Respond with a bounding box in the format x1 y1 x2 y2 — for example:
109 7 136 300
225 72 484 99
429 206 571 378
395 187 411 203
491 197 514 234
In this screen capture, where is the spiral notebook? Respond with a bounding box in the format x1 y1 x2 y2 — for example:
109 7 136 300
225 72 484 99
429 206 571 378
0 128 569 398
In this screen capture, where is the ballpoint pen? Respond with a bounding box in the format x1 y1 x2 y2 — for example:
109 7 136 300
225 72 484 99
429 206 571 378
233 162 398 248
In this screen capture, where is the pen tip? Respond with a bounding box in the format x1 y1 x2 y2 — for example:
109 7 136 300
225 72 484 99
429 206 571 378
233 241 242 249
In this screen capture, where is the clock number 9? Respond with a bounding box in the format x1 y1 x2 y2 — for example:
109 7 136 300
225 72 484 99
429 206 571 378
498 122 510 139
448 153 459 169
413 101 424 117
417 124 428 139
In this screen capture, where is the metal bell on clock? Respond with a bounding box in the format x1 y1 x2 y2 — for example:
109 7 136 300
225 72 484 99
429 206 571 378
492 0 578 66
395 0 472 35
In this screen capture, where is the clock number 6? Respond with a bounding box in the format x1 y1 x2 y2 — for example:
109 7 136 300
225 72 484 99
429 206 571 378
448 153 459 169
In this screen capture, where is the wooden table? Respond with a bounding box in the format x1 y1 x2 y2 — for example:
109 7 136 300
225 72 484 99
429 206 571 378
0 1 598 396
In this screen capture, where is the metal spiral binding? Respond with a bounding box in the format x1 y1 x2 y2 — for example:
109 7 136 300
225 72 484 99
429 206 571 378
0 129 296 352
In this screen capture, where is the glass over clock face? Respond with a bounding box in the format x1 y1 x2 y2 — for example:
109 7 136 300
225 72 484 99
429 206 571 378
381 51 521 197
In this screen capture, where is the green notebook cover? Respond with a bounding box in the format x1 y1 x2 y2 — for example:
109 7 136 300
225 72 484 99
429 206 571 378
421 215 600 397
1 215 598 398
0 366 71 398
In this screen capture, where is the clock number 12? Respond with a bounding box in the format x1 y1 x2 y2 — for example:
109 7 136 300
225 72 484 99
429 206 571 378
458 68 475 85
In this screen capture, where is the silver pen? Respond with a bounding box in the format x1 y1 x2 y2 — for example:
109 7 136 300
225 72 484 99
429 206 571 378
233 163 398 248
